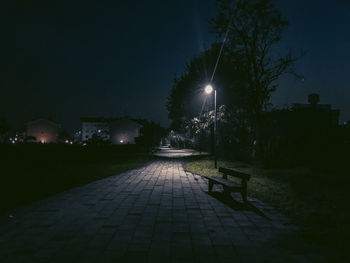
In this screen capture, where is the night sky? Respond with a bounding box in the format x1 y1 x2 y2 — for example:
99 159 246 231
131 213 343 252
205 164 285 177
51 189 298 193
1 0 349 133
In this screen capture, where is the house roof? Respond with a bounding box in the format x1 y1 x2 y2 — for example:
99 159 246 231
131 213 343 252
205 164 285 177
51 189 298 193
80 117 144 127
26 118 60 127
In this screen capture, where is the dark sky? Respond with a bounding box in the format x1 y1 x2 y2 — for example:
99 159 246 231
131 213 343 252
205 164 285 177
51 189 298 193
1 0 349 133
272 0 350 125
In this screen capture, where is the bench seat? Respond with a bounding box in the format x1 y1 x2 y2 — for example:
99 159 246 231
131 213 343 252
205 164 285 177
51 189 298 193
202 167 251 203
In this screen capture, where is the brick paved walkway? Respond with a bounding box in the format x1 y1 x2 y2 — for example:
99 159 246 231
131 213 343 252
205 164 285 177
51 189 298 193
0 159 319 263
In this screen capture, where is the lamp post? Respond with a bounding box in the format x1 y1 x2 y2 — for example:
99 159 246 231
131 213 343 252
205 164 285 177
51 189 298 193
205 84 217 168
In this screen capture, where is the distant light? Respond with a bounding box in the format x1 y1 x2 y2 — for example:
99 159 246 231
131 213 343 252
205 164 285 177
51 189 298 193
120 140 124 143
65 140 69 144
98 129 101 133
82 142 87 146
70 141 73 145
40 140 45 144
14 137 18 141
205 84 213 94
12 140 15 144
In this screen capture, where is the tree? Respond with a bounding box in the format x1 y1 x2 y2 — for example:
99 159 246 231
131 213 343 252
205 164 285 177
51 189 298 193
0 118 11 143
167 43 243 131
184 105 253 159
166 44 253 157
212 0 302 159
57 129 71 143
89 133 106 145
135 120 167 150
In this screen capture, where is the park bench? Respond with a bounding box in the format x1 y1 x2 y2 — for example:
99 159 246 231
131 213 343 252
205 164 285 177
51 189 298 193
203 167 251 203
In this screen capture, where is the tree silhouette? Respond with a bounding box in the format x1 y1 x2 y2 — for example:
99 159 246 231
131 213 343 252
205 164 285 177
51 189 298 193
212 0 302 159
135 120 166 150
167 43 243 131
0 118 11 143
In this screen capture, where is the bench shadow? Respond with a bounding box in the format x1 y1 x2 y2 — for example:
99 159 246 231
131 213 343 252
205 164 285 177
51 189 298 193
206 191 271 221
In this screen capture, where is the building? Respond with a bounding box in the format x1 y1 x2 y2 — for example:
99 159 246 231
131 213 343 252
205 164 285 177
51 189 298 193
110 118 142 144
73 130 82 144
80 117 143 144
80 117 111 142
292 93 340 126
264 93 340 136
26 118 59 143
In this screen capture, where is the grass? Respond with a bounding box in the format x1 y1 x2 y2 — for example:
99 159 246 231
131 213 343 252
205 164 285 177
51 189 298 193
185 157 350 260
0 144 150 214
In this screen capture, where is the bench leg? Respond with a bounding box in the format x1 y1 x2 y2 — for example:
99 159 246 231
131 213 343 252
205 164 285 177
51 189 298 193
223 186 231 197
241 181 248 203
208 181 214 192
241 191 247 203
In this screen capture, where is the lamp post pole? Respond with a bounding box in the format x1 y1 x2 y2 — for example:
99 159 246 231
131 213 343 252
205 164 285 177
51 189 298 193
205 84 217 169
214 89 217 168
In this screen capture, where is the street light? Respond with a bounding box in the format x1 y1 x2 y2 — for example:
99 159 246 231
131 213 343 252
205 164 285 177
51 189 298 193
204 84 217 168
205 84 213 94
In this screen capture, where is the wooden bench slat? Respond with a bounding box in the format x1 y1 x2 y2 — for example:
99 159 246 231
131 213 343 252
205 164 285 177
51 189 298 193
202 176 240 188
202 167 250 203
218 167 250 181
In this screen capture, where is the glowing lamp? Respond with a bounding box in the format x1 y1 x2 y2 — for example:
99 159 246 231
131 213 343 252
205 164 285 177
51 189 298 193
205 84 213 94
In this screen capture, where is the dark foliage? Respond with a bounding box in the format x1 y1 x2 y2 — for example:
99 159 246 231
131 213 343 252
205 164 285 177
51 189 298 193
259 106 349 168
166 43 243 131
135 120 167 150
0 118 11 143
212 0 302 159
167 0 301 164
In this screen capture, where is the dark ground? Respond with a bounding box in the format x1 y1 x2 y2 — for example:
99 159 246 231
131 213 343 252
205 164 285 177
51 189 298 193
0 155 322 263
186 156 350 262
0 144 150 214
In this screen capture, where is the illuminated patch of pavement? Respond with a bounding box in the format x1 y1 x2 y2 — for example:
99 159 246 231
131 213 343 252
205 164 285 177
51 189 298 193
0 159 322 262
153 148 195 158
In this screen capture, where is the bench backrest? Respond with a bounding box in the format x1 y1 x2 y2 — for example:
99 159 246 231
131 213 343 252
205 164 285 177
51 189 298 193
218 167 251 181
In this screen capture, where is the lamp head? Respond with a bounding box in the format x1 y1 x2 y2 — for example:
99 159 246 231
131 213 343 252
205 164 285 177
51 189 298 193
205 84 213 94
